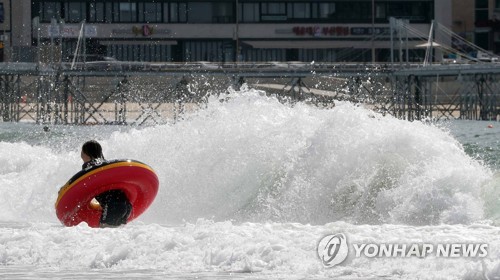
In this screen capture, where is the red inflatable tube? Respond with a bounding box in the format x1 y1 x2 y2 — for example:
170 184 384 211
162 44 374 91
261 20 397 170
55 160 159 227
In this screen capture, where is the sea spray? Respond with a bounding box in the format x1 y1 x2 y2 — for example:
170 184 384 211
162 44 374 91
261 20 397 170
104 90 491 225
0 89 499 279
0 89 493 226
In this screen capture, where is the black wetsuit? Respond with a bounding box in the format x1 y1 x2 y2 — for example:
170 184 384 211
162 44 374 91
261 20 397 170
95 189 132 226
82 158 105 170
83 159 132 227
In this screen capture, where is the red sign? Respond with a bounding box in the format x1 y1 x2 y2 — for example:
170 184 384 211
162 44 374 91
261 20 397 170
132 25 154 36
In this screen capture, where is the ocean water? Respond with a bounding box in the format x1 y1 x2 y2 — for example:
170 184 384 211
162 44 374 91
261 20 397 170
0 87 499 279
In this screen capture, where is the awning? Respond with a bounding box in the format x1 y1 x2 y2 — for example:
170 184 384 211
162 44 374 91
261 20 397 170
415 42 442 48
99 40 178 46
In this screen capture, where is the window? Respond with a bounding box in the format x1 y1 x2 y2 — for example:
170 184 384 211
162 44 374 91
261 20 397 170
180 3 187 22
41 2 61 22
475 32 489 49
163 3 169 22
170 3 178 22
333 2 370 22
410 2 426 18
139 2 162 23
105 2 113 23
114 2 137 22
188 2 212 23
213 2 234 23
64 2 86 23
261 2 286 21
387 3 408 19
262 2 286 14
475 0 489 23
312 3 335 19
375 3 386 19
89 2 105 23
241 3 259 22
170 2 187 23
476 0 488 9
375 1 433 23
288 3 310 19
496 0 500 9
476 9 489 21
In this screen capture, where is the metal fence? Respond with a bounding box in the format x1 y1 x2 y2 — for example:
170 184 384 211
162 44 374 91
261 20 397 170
0 62 499 125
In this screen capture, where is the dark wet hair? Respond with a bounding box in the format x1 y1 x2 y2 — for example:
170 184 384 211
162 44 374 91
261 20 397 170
82 140 104 160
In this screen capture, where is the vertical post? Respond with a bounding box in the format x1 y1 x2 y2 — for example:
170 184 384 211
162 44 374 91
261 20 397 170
390 17 394 67
235 0 240 63
50 18 56 65
82 20 86 70
424 20 435 66
398 20 403 66
60 19 64 67
371 0 375 63
63 75 69 124
1 75 7 121
33 17 40 66
15 75 21 122
405 20 409 65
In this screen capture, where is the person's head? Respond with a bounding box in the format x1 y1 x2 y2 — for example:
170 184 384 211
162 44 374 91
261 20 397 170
81 140 104 163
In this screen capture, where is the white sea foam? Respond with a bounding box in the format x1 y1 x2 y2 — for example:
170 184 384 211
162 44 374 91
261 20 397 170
93 89 491 225
0 221 498 279
0 87 498 278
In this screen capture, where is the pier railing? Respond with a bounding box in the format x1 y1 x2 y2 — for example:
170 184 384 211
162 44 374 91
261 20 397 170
0 62 499 125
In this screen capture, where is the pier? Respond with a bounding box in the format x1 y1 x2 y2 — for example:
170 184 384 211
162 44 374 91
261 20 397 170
0 61 499 125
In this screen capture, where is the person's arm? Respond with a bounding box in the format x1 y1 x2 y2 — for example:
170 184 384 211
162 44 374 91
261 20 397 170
94 192 106 204
90 192 106 210
89 198 102 210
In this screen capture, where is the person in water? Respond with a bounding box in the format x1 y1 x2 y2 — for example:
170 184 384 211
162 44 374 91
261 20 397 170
81 140 132 227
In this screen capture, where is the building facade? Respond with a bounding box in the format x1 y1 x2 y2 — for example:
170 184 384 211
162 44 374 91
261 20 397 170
451 0 500 53
0 0 462 63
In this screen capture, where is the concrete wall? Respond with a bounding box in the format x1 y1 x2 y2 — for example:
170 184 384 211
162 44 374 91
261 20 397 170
451 0 474 35
9 0 35 62
11 0 31 46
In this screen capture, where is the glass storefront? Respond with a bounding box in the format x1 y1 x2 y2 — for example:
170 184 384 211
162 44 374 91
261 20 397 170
33 1 433 24
32 1 435 63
